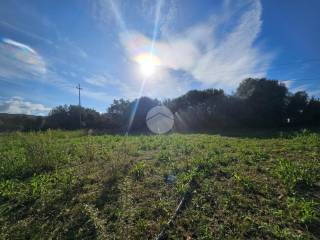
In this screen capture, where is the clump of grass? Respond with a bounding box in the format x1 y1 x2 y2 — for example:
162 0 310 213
83 137 98 162
259 223 304 239
287 197 319 224
82 204 107 239
233 173 257 193
157 150 171 162
130 162 145 180
192 156 216 175
30 169 76 201
176 170 195 194
0 179 29 202
25 140 56 172
275 158 319 193
0 132 72 180
0 148 27 180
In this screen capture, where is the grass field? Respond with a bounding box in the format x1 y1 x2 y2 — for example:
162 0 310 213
0 130 319 239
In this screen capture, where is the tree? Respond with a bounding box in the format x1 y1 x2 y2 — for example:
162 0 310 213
286 91 308 126
107 99 131 129
303 97 320 126
45 105 102 130
165 89 227 131
236 78 288 127
127 97 160 132
106 97 160 133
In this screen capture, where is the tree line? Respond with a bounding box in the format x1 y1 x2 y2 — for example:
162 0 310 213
1 78 320 133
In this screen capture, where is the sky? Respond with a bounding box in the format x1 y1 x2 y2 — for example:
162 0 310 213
0 0 320 115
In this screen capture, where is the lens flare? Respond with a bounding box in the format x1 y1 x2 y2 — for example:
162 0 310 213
135 53 161 77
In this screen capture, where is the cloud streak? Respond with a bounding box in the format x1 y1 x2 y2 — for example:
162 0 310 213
0 38 46 81
0 20 54 45
85 74 119 87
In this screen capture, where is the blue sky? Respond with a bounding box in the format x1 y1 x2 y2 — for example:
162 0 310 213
0 0 319 115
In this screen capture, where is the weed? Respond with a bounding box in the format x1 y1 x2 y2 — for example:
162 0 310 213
233 173 257 193
130 162 145 180
276 158 318 193
287 197 319 224
157 150 171 163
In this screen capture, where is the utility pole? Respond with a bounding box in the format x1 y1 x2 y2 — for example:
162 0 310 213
76 84 83 128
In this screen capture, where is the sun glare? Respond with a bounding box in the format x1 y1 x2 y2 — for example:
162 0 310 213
135 53 161 77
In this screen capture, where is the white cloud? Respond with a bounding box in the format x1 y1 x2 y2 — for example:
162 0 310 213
282 80 293 88
0 97 51 115
119 68 190 100
191 0 268 88
279 80 319 97
85 74 120 87
3 38 36 54
60 37 88 59
81 90 115 102
290 84 310 93
85 74 110 87
90 0 274 100
141 69 190 98
141 0 178 35
84 74 131 101
120 0 272 93
0 38 46 80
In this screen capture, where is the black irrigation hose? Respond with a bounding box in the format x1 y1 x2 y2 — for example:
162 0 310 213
155 178 197 240
155 159 217 239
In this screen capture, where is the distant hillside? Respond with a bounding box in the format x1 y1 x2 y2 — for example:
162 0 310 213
0 113 45 131
0 113 39 119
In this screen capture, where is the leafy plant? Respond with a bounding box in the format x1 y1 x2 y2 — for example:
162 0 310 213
287 197 319 224
276 158 318 193
130 162 145 180
233 173 256 193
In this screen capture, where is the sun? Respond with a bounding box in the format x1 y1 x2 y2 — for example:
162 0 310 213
135 53 161 77
140 60 156 77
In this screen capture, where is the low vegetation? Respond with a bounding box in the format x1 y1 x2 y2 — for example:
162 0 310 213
0 130 319 239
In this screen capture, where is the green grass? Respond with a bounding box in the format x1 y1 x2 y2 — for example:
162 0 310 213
0 130 319 239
